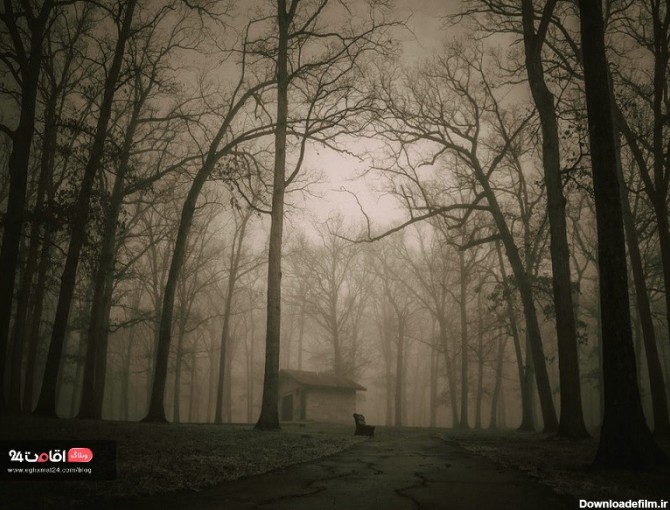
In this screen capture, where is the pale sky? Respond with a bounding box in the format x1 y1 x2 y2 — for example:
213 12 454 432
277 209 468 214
292 0 459 233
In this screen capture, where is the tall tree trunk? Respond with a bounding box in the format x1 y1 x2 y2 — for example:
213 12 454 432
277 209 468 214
7 89 59 412
216 212 250 423
0 1 54 414
521 0 588 439
224 350 233 422
297 295 305 370
79 103 141 419
172 316 186 424
142 64 265 424
69 334 86 418
474 302 484 429
649 0 670 341
394 316 405 427
499 381 507 429
255 0 295 431
614 133 670 435
246 303 256 424
653 205 670 343
188 340 198 423
430 323 438 428
484 181 557 431
214 325 228 424
34 0 137 417
121 338 132 421
495 241 534 430
438 318 459 427
332 323 342 377
458 250 469 429
577 0 666 467
144 170 212 423
490 332 507 429
22 231 53 413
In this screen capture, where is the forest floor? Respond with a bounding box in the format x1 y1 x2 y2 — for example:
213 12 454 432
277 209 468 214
448 429 670 502
2 417 669 509
0 416 365 509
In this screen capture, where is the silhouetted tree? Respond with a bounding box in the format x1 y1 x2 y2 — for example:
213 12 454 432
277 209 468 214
577 0 666 467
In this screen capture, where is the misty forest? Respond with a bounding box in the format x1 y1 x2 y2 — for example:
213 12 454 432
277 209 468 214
1 0 670 501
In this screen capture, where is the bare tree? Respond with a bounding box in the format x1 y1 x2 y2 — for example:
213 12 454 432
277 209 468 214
369 235 419 427
214 205 255 424
34 0 138 417
6 5 93 412
0 0 74 414
369 42 559 431
143 12 278 422
79 2 198 419
255 0 398 430
293 217 368 377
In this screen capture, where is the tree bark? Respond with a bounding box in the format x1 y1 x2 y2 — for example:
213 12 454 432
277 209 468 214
438 317 459 427
172 314 187 424
394 315 405 427
255 0 295 431
22 230 53 413
495 242 534 430
614 132 670 435
577 0 666 467
490 332 507 429
474 301 484 429
458 250 469 429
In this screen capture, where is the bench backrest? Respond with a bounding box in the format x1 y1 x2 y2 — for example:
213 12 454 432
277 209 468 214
353 413 366 425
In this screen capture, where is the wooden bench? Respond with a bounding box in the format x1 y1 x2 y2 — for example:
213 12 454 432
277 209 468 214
353 413 375 437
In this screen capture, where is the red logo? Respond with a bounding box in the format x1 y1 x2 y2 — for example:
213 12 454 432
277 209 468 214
67 448 93 463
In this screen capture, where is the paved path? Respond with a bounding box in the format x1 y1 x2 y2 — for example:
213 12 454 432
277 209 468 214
107 430 574 510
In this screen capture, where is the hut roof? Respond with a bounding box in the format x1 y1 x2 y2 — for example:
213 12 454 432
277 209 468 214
280 369 366 391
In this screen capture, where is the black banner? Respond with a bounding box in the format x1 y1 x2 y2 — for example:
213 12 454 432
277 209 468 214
0 440 116 480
